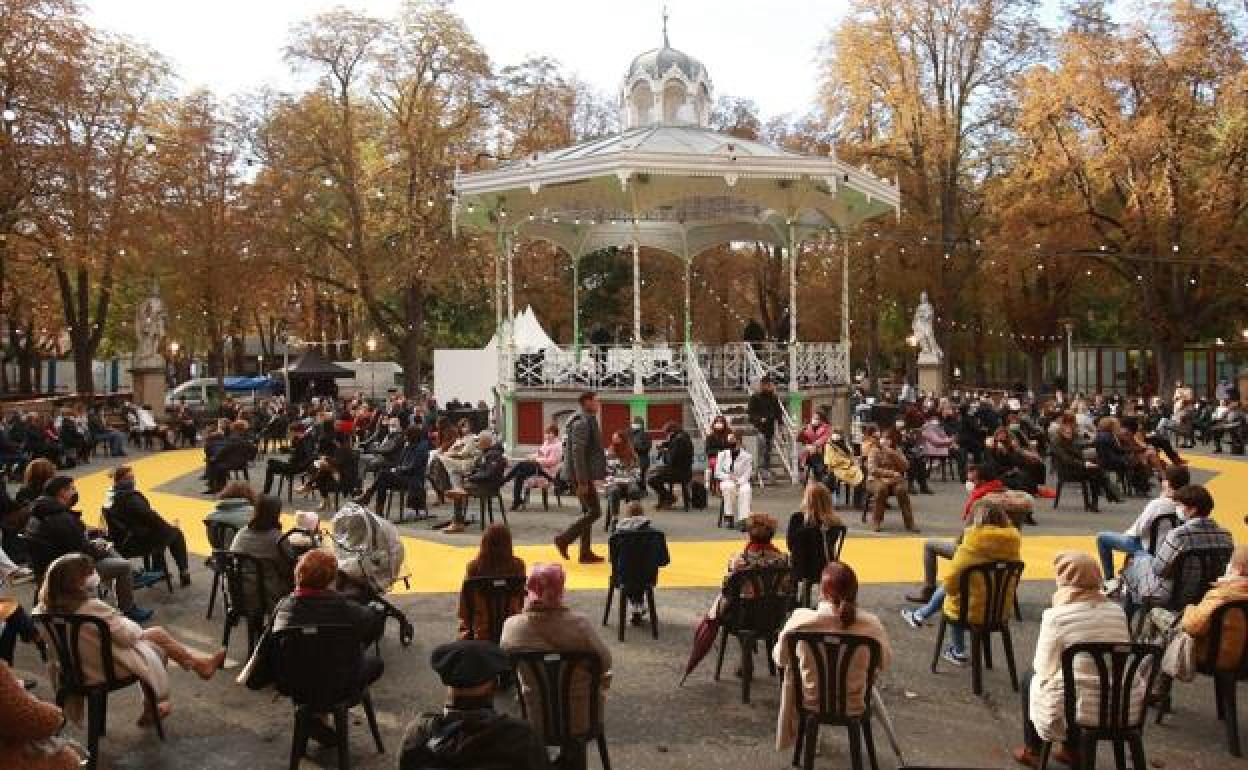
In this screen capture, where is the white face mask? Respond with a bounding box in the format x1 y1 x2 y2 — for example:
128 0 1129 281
1175 505 1189 521
83 573 101 595
965 480 976 493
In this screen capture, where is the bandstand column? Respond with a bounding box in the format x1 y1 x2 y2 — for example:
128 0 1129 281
832 232 852 433
503 231 517 446
683 255 691 347
572 251 581 358
787 221 802 478
632 235 643 395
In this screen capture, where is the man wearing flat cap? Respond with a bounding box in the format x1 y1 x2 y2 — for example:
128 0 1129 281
400 640 550 770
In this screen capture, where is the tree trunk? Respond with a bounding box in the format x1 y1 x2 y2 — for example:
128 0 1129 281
1154 343 1185 402
401 282 425 396
71 334 95 395
1025 349 1045 395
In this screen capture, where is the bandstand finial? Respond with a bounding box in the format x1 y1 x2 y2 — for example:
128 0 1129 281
662 5 670 48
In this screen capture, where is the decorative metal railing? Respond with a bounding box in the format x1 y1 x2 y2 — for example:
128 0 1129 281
506 342 848 393
684 343 720 438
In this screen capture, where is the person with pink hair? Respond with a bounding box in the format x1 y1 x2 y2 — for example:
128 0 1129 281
501 563 612 768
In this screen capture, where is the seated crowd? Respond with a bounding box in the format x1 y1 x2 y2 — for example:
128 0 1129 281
2 383 1246 770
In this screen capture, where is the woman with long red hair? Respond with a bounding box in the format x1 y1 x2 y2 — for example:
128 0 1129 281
456 524 526 640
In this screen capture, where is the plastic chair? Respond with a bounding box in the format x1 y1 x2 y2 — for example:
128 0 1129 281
203 521 240 620
785 517 847 608
101 506 174 594
460 575 526 644
510 650 611 770
218 550 275 656
714 565 795 704
1145 513 1180 557
469 483 508 531
1038 642 1162 770
603 528 667 642
784 631 883 770
273 625 384 770
1170 599 1248 756
929 560 1025 696
1052 465 1093 511
34 612 165 770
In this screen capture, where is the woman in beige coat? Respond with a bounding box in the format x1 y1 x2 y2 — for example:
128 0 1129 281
501 562 611 765
1013 552 1139 767
772 561 892 751
36 554 226 727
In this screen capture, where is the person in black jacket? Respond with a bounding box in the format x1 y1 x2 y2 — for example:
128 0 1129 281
263 422 315 495
244 550 384 726
105 465 191 586
647 421 694 509
400 640 550 770
747 377 783 476
629 416 652 495
205 420 255 495
24 476 152 622
355 426 431 519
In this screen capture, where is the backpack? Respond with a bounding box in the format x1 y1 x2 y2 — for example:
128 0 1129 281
689 479 708 509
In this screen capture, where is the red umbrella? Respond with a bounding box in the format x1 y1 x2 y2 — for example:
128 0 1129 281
678 614 721 686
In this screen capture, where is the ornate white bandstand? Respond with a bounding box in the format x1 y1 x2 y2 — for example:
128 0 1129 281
452 25 900 479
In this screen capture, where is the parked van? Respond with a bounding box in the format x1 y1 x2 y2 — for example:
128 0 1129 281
165 376 277 416
334 362 403 399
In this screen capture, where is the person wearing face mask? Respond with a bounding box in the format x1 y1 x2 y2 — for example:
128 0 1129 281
704 415 732 494
37 553 226 729
630 417 652 494
25 476 153 623
821 427 864 496
714 433 754 527
796 411 832 482
1096 464 1189 587
1120 484 1234 622
867 429 918 533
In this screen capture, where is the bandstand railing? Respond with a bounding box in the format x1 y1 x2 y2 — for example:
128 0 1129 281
684 343 720 437
744 345 798 482
506 342 849 393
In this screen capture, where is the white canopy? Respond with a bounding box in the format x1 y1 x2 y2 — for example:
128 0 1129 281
485 305 557 354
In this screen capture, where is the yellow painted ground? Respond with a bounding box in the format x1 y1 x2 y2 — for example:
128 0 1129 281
72 450 1248 594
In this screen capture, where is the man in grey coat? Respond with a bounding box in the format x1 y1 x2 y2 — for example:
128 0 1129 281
554 391 607 563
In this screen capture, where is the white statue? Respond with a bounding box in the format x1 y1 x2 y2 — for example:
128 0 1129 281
134 282 167 369
912 291 943 363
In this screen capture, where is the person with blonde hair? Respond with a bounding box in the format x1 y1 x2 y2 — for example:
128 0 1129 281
36 553 225 728
901 498 1021 666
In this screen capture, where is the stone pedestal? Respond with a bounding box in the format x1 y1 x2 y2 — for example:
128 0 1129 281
918 361 945 397
130 366 167 417
828 387 851 433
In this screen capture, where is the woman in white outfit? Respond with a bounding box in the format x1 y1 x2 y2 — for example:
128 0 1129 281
715 433 753 525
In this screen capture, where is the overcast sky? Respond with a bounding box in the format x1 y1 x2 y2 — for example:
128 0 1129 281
84 0 855 119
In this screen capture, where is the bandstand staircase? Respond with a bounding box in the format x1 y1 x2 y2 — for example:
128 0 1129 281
685 345 795 485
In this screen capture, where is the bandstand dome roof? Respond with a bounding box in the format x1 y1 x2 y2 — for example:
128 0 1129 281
453 26 900 260
626 46 709 85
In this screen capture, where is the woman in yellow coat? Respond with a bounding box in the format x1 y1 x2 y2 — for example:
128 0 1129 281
901 499 1021 665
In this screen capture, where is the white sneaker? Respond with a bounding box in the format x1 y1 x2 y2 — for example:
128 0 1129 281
1104 577 1122 599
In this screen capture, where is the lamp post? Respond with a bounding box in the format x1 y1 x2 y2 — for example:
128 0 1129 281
366 336 378 400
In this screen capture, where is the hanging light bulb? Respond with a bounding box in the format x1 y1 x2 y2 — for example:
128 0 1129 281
322 176 333 187
144 135 157 153
1 102 15 122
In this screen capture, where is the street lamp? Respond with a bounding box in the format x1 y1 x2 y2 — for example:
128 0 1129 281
257 353 265 374
365 337 378 400
2 102 15 123
169 341 179 356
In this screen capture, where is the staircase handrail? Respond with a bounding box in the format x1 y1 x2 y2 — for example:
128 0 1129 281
742 344 798 483
685 344 720 438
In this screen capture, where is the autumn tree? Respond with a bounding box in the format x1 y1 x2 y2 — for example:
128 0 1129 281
1007 0 1248 393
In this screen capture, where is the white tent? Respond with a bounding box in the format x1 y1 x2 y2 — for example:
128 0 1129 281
434 305 557 406
484 305 558 354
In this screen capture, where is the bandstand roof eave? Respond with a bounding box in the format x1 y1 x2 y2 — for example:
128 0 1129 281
455 150 900 210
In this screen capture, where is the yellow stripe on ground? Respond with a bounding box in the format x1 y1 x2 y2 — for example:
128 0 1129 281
71 450 1247 594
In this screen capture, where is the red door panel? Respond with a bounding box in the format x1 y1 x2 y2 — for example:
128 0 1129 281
600 403 631 440
517 401 544 445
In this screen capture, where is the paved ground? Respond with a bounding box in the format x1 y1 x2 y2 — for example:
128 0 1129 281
7 446 1247 769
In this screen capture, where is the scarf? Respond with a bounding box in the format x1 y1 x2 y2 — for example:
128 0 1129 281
962 479 1006 521
1051 551 1107 607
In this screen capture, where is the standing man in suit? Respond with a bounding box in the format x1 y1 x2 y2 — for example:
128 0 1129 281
554 391 606 564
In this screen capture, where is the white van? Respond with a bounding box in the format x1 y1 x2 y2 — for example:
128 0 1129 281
334 361 404 399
